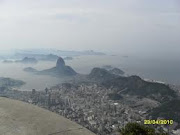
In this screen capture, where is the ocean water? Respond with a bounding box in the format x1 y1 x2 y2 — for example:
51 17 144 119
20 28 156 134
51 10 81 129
0 55 179 91
0 61 68 91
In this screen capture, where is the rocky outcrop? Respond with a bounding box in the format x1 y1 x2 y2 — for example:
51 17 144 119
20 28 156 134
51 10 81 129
56 57 65 68
39 57 77 76
23 57 76 77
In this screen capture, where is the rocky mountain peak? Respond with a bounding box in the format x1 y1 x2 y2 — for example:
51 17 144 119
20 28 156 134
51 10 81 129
56 57 65 68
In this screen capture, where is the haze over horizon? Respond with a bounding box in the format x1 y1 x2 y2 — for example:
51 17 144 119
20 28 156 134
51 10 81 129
0 0 179 56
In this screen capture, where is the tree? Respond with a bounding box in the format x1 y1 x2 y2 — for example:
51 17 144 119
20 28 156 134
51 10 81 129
120 123 168 135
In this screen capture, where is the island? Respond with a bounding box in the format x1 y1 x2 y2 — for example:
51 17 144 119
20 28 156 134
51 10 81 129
2 60 13 63
15 57 38 64
24 57 77 77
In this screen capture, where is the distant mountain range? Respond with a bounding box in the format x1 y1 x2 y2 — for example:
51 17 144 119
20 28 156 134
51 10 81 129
0 49 105 59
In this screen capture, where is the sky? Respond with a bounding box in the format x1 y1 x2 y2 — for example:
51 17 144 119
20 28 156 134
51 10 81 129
0 0 180 55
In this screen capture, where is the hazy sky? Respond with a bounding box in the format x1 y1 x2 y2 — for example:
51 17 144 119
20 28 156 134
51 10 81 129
0 0 179 55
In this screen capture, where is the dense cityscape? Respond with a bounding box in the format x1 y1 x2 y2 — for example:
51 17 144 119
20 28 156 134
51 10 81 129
1 81 179 135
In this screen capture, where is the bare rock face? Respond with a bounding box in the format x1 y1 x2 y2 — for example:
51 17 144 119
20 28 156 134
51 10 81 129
56 57 65 69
